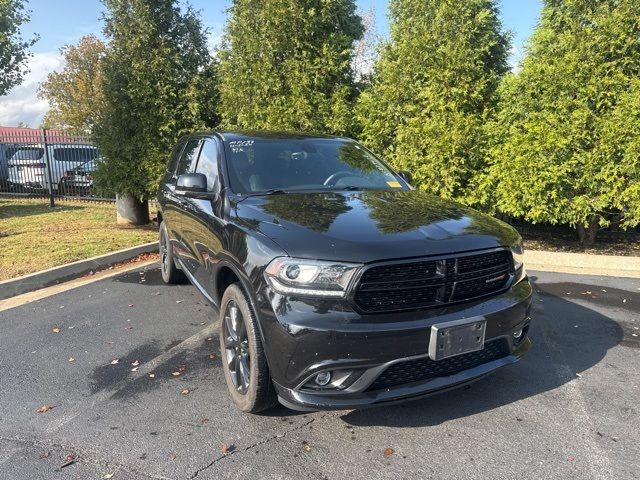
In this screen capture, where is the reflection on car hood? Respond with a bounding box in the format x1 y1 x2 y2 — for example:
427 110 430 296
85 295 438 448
234 190 520 263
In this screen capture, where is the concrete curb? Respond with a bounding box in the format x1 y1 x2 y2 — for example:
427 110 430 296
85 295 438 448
525 250 640 278
0 241 159 300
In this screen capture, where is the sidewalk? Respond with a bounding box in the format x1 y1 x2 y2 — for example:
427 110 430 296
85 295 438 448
525 250 640 278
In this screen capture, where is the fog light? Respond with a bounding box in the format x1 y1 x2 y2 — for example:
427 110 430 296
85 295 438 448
315 371 331 386
513 329 524 339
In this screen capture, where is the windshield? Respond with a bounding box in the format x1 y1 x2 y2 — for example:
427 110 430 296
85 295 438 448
9 147 44 162
223 137 405 194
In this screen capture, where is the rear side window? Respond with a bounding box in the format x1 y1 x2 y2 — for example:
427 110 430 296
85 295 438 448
53 147 98 163
175 139 202 177
10 147 44 161
195 139 219 191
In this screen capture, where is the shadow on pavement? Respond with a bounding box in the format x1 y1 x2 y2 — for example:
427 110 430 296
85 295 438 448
341 279 625 428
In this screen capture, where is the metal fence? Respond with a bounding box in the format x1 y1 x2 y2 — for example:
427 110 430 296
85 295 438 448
0 128 112 206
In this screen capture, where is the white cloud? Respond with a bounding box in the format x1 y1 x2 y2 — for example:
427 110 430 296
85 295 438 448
0 51 63 127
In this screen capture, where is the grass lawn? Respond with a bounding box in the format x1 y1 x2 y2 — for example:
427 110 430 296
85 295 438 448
0 198 157 281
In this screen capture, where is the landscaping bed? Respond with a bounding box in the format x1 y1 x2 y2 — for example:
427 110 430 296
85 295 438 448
0 198 157 281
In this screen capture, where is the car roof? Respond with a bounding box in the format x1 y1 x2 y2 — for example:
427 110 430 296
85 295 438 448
194 130 350 142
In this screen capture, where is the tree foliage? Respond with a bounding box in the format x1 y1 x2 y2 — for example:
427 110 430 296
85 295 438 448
0 0 38 95
38 35 106 133
482 0 640 244
94 0 212 200
218 0 363 136
356 0 509 202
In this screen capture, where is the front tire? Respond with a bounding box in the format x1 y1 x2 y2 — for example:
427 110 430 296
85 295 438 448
159 221 185 284
219 283 277 413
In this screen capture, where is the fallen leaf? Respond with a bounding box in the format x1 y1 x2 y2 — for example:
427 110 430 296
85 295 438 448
384 447 394 457
220 443 231 454
181 389 190 395
302 441 311 453
208 353 217 360
131 360 140 367
131 367 139 372
110 359 119 365
39 450 50 459
36 405 52 413
52 327 61 333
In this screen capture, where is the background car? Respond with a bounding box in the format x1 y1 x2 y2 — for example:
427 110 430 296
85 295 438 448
58 159 99 196
7 144 99 193
0 143 21 191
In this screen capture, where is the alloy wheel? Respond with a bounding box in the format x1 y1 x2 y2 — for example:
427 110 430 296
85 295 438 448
223 301 250 394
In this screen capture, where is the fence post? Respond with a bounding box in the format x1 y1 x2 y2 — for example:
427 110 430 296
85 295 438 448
42 128 55 208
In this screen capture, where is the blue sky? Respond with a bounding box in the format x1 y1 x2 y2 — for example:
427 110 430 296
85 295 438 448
1 0 542 126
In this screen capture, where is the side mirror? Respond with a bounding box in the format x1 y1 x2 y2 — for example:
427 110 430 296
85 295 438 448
175 173 219 200
176 173 207 193
397 171 412 186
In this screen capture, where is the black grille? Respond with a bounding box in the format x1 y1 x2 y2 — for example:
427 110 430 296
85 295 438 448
354 250 513 313
365 339 508 392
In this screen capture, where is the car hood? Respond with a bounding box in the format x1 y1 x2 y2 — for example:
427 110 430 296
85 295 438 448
234 190 520 264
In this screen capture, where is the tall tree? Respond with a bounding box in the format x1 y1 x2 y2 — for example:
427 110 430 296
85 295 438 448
0 0 38 95
356 0 509 202
38 35 106 133
218 0 363 136
94 0 210 219
483 0 640 245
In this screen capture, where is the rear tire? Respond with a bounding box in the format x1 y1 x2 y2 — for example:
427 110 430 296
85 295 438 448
159 221 185 284
219 283 277 413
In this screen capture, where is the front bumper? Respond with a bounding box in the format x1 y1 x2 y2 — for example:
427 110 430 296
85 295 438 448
256 277 533 411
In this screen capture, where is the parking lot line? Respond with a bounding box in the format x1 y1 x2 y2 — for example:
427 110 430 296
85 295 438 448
45 320 219 435
0 259 159 313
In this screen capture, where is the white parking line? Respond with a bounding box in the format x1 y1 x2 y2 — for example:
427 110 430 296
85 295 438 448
0 260 159 313
535 301 615 479
45 320 219 434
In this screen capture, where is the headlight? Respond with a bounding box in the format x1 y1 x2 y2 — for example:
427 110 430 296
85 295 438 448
265 257 361 297
510 240 525 280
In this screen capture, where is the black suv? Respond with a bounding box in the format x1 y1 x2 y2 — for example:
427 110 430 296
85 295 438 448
157 131 532 413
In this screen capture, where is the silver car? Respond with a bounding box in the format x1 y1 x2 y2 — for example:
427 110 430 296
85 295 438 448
7 144 99 192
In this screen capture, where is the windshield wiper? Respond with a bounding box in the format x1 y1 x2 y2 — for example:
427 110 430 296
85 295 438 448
243 189 288 197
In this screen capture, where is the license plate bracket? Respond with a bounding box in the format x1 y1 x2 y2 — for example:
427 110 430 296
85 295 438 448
428 317 486 361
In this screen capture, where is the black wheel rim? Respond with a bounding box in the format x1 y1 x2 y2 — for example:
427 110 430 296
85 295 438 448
223 301 250 394
160 231 169 274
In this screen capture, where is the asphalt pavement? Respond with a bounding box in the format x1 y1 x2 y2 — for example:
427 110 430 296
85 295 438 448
0 266 638 479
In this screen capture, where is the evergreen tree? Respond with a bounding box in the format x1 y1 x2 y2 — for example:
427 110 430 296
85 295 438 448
357 0 509 201
218 0 363 135
0 0 38 95
94 0 210 205
484 0 640 245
